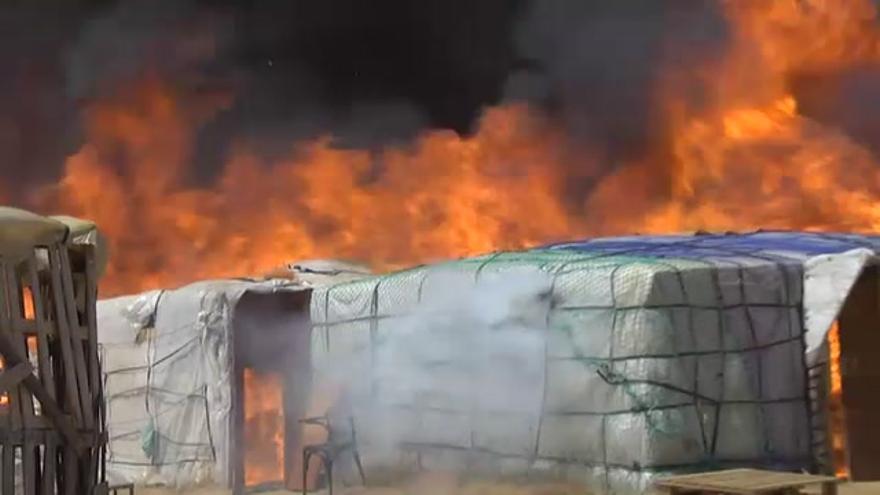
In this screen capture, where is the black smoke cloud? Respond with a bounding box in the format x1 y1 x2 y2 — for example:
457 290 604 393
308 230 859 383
511 1 727 156
7 0 866 208
1 0 522 196
507 0 730 207
0 5 85 192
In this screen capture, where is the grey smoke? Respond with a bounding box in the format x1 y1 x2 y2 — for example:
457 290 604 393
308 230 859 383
65 0 226 102
506 0 730 206
0 5 82 191
317 269 553 460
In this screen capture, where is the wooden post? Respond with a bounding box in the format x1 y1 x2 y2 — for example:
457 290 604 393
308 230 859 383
822 480 838 495
231 342 246 495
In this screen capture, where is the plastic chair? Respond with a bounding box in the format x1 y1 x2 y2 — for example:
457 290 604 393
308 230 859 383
300 415 366 495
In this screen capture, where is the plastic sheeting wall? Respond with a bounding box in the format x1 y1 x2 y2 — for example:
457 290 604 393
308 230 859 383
98 283 242 487
97 267 368 489
309 251 813 494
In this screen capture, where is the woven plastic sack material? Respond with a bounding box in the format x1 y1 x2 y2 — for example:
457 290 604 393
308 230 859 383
98 279 318 488
307 236 854 494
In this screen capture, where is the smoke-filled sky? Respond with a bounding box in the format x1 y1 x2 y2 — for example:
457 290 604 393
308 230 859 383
0 0 729 197
3 0 880 203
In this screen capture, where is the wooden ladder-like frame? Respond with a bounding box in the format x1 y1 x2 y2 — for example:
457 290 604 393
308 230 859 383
0 243 106 494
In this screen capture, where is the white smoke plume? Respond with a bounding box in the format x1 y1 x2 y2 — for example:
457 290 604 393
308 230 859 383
316 268 555 475
373 269 551 415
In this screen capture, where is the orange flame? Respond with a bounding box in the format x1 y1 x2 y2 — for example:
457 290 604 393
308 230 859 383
16 0 880 482
23 287 35 320
32 0 880 297
0 287 37 406
0 354 6 406
243 368 285 487
0 337 37 407
39 83 573 296
827 322 849 479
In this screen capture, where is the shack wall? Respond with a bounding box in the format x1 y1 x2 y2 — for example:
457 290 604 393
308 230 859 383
309 251 813 493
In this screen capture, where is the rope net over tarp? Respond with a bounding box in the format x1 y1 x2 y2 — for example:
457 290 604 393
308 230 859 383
309 232 880 494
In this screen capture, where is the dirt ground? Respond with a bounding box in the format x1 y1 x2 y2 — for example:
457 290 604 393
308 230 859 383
136 476 880 495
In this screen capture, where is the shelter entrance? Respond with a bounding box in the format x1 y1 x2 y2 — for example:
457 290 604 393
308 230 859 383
834 265 880 480
232 290 312 493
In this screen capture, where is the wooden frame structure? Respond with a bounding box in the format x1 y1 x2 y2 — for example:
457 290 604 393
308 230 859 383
655 468 837 494
0 213 106 494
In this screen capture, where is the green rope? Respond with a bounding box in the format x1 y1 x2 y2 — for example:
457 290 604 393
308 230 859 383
555 321 685 437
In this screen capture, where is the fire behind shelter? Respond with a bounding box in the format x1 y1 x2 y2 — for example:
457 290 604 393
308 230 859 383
97 232 880 493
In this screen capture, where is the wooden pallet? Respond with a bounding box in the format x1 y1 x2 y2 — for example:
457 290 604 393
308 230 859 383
655 468 838 494
0 241 106 494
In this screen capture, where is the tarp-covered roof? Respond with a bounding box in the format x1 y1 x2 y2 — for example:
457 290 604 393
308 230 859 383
0 207 69 257
549 231 880 360
546 231 880 262
0 207 106 276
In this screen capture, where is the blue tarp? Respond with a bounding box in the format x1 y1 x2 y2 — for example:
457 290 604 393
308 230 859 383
545 231 880 262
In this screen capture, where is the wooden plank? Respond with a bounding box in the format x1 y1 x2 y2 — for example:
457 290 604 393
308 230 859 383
655 469 837 494
2 442 14 495
0 330 83 452
22 438 37 495
57 248 94 430
80 245 101 484
46 248 83 426
42 436 56 495
0 362 34 395
12 320 37 336
0 265 24 435
2 265 37 430
82 248 100 409
26 256 56 406
62 445 77 495
823 480 839 495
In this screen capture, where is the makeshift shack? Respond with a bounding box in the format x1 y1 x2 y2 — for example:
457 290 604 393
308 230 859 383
96 261 369 492
308 232 880 493
97 232 880 495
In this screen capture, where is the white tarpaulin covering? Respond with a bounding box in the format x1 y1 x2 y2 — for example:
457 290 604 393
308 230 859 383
98 280 300 487
802 248 874 363
308 232 880 494
95 232 879 492
97 260 370 488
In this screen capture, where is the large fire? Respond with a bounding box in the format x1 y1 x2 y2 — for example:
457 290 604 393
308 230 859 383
243 368 285 487
827 321 850 479
15 0 880 486
28 0 880 296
